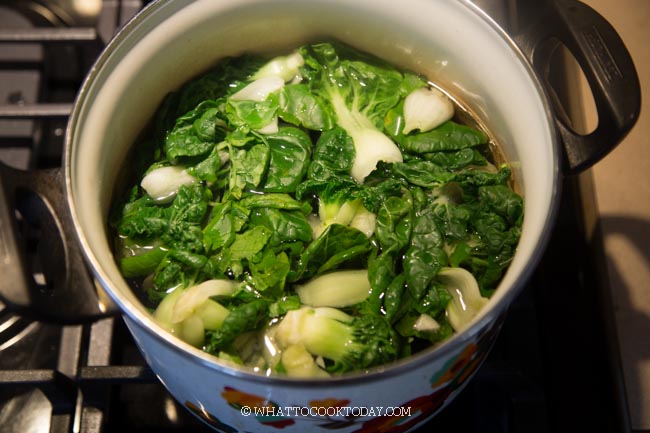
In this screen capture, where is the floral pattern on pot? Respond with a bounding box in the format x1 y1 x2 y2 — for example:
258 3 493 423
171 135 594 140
429 343 479 388
353 319 504 433
432 315 503 390
350 386 453 433
189 319 505 433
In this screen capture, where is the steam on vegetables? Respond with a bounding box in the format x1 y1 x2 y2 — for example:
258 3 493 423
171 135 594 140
111 42 523 377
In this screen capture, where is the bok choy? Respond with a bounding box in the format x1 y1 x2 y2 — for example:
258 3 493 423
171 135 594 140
110 41 523 377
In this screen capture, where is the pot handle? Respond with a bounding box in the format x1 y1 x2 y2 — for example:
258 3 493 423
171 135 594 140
514 0 641 174
0 161 118 323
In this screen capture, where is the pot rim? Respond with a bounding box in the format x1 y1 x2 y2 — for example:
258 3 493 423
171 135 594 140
64 0 562 386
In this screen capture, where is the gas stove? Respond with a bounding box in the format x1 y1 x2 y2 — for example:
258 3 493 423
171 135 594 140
0 1 631 432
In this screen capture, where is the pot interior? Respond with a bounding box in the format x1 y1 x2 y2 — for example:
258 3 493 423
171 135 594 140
67 0 558 369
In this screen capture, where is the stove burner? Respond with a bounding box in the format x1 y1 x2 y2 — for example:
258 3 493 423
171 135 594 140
1 0 101 27
0 301 40 353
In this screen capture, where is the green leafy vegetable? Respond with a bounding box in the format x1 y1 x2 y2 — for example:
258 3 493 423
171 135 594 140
275 306 400 374
262 127 312 192
279 84 334 130
205 299 270 352
399 120 487 153
110 41 524 377
299 42 409 182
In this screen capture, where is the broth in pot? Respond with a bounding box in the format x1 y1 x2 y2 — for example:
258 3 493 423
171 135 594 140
109 41 523 378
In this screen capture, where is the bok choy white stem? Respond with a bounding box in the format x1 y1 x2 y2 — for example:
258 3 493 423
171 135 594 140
252 51 304 82
329 92 403 182
438 267 489 331
296 269 371 308
171 279 236 324
140 166 196 202
402 87 454 134
230 76 285 102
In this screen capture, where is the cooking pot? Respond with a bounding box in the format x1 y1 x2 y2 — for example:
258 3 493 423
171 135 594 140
0 0 640 431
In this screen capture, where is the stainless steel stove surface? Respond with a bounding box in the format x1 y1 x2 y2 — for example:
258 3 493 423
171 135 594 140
0 1 631 432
